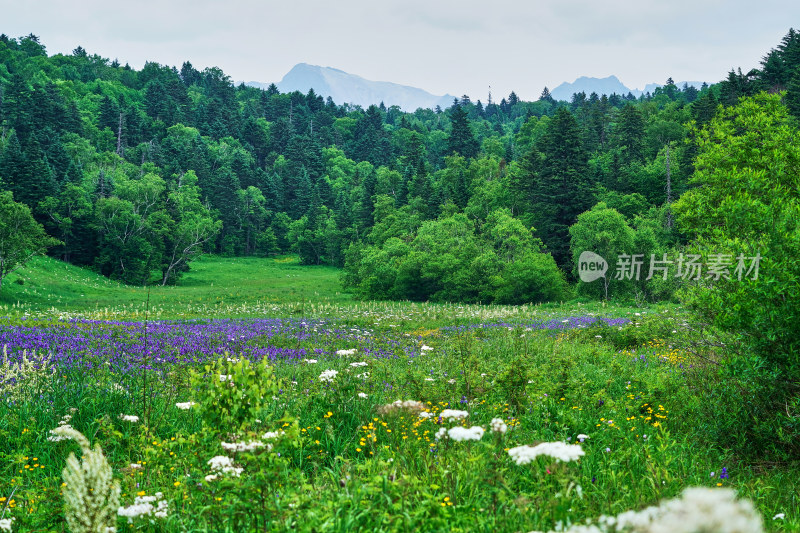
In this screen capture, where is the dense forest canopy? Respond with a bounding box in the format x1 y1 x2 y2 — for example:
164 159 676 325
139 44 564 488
1 30 799 299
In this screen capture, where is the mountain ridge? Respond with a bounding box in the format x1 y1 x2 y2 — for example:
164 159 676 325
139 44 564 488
550 75 706 101
246 63 455 112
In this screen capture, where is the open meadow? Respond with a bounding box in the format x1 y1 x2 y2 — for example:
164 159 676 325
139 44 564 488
1 256 797 532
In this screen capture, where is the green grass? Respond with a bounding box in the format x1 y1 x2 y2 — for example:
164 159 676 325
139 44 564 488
0 254 350 315
1 256 798 532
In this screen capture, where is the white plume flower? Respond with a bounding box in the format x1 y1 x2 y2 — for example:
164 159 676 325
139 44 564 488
52 426 120 533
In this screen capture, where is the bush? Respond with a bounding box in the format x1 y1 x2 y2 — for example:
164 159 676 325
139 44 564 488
343 209 566 304
674 92 800 458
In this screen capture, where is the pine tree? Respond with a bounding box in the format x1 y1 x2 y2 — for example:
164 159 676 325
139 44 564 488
517 108 591 271
447 105 479 159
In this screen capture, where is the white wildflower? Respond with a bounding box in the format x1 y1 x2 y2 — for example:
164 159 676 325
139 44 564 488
378 400 426 415
356 372 370 379
262 430 285 440
508 442 585 465
448 425 485 441
129 463 141 470
117 492 168 523
319 369 338 382
773 513 785 520
175 401 196 410
490 418 507 434
119 414 139 423
421 345 434 351
204 474 219 482
0 518 14 533
303 359 318 364
48 424 76 442
221 440 267 453
207 455 243 477
439 409 469 421
418 411 433 419
336 348 357 356
358 392 368 399
576 434 589 442
219 374 232 382
435 427 448 440
349 361 368 367
447 379 457 384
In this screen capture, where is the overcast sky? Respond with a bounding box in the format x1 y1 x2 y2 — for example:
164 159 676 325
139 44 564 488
3 0 798 101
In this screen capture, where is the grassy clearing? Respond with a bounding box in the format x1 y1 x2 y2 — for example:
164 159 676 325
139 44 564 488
0 255 350 315
0 258 797 532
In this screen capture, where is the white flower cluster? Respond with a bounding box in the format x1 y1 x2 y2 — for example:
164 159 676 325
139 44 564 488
490 418 508 434
303 358 318 364
319 369 339 382
447 426 485 441
262 430 285 440
219 374 232 382
175 401 196 410
349 361 368 367
377 400 426 415
508 442 585 465
529 487 764 533
418 411 433 419
109 383 127 395
119 414 139 423
221 440 269 453
435 427 448 440
118 492 168 523
0 518 14 533
47 410 78 441
421 345 434 352
336 348 357 356
577 434 589 442
358 392 369 399
439 409 469 421
207 455 243 478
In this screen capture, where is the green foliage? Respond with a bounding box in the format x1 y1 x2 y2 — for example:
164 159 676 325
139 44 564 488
344 209 566 304
190 356 280 431
0 190 60 291
674 92 800 458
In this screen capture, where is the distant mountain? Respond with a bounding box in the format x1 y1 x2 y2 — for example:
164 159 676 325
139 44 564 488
550 76 632 101
641 81 705 95
245 63 455 112
550 75 706 101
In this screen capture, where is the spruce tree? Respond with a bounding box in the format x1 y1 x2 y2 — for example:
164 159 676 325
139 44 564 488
447 105 479 159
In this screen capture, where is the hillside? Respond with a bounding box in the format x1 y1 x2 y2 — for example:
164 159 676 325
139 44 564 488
0 255 347 315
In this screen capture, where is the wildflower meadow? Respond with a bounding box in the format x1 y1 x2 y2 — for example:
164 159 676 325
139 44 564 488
0 257 797 532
